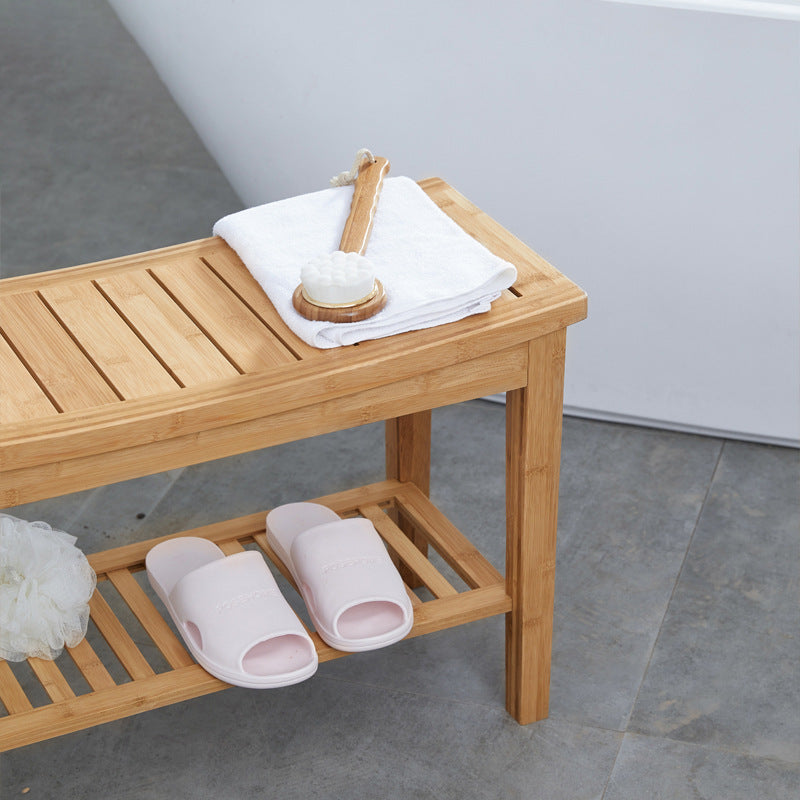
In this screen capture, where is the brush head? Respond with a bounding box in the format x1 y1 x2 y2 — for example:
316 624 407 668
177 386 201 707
300 251 376 307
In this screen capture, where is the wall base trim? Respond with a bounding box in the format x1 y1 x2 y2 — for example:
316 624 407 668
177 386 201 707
481 395 800 448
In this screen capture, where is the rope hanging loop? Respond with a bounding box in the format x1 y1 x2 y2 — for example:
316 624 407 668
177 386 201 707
330 149 377 187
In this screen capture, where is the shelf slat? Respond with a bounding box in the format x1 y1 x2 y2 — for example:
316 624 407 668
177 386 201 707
28 658 75 703
107 568 193 670
0 662 33 715
66 638 116 691
89 592 155 681
359 503 458 598
396 483 504 589
0 334 58 423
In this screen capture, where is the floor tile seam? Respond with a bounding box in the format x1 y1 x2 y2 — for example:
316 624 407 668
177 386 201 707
700 486 800 519
556 478 737 538
614 728 800 767
598 733 626 800
698 440 800 503
619 439 726 734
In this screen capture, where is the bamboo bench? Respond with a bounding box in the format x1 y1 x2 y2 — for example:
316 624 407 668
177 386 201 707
0 178 587 750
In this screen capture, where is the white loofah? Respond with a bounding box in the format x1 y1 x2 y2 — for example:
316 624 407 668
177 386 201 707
0 514 96 662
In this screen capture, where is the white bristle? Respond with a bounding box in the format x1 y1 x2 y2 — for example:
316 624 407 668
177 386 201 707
301 251 376 306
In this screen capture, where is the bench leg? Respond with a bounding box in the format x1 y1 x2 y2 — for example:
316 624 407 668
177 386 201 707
505 329 566 724
385 410 432 586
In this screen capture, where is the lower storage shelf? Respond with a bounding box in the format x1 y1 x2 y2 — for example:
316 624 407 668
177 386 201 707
0 479 511 751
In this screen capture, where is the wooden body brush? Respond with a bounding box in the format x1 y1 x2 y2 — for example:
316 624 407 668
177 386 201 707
293 155 390 323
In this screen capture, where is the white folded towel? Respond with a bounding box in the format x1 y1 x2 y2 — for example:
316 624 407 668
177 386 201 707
212 176 517 349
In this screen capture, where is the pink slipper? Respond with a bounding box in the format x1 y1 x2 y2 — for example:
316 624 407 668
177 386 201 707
146 537 318 688
266 503 414 652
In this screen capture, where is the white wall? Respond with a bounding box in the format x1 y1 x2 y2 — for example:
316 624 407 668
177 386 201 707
109 0 800 445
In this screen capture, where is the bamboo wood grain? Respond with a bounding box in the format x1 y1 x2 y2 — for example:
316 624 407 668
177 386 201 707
385 410 431 587
0 661 33 714
406 586 423 607
200 247 318 361
396 483 504 589
504 329 566 724
385 412 431 497
106 569 193 670
0 333 57 423
339 156 390 255
0 665 226 752
0 292 119 411
217 539 247 556
38 280 180 399
66 638 116 691
406 584 511 636
88 592 155 681
0 584 507 753
3 344 527 506
0 288 583 478
27 658 75 703
94 270 238 386
149 259 296 371
358 503 458 598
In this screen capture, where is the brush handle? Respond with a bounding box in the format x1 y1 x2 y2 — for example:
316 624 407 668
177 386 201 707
338 156 390 255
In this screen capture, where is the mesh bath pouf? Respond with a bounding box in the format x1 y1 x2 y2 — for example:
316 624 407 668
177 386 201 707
0 513 96 662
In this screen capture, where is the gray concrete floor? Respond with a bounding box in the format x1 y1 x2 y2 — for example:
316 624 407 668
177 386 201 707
1 2 798 798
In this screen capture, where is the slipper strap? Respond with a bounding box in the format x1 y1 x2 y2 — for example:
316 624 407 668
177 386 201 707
289 518 408 638
169 551 302 671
